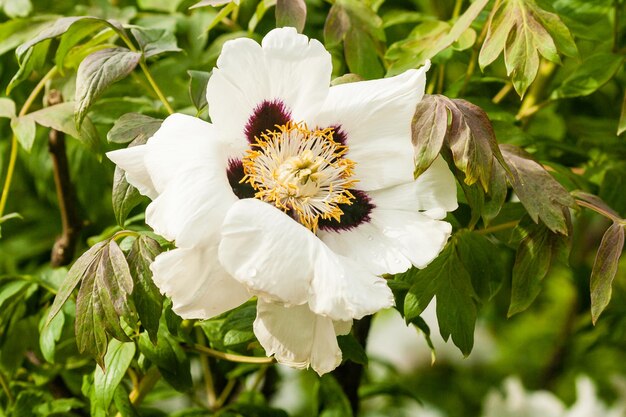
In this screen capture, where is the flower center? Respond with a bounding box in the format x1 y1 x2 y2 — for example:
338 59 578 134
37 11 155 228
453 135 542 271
242 122 357 232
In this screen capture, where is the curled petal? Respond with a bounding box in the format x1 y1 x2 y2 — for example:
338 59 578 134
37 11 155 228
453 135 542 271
370 156 458 220
254 300 342 375
151 246 250 319
370 210 452 269
309 247 394 321
107 143 156 199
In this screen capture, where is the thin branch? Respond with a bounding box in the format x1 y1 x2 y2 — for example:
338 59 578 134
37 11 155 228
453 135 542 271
117 34 174 115
215 378 237 409
0 368 14 405
196 327 217 409
576 199 625 225
114 366 161 417
48 90 82 267
0 67 58 218
492 82 513 104
185 344 275 364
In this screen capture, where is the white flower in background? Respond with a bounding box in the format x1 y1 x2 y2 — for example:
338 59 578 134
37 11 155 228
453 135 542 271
108 27 457 374
483 376 626 417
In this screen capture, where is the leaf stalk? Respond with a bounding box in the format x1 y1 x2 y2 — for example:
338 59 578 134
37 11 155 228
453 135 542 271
0 67 58 218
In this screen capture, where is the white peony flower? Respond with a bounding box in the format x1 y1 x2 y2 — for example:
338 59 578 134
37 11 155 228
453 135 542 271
107 27 457 375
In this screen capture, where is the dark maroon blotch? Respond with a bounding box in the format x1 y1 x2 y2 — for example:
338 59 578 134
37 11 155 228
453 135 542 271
319 189 374 232
227 159 256 199
245 100 292 143
330 124 348 146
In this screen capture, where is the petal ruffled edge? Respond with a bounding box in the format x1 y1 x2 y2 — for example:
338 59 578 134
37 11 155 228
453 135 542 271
254 300 342 375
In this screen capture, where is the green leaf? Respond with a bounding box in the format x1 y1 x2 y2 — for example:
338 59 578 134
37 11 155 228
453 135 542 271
434 256 477 356
130 27 181 58
39 305 65 363
75 240 134 367
10 115 36 152
112 166 144 227
479 0 575 96
323 0 385 79
276 0 306 33
128 235 163 343
94 338 136 410
500 144 574 235
482 160 507 224
412 95 448 177
0 212 22 238
107 113 163 144
385 0 488 75
0 98 16 118
46 240 108 327
15 16 119 61
55 20 115 73
33 398 85 415
74 47 142 128
551 53 624 99
138 328 192 392
404 242 478 356
7 39 50 94
337 334 368 365
28 102 101 152
590 223 625 324
455 230 505 303
0 16 55 56
343 25 384 79
444 97 503 191
187 70 211 113
508 217 568 316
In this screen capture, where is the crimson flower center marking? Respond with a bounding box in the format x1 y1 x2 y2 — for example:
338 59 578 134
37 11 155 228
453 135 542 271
242 122 357 232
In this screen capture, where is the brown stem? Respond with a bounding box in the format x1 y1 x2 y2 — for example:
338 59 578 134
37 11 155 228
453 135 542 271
332 316 372 415
48 90 82 267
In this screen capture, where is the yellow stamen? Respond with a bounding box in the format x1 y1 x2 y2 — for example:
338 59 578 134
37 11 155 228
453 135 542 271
242 121 357 232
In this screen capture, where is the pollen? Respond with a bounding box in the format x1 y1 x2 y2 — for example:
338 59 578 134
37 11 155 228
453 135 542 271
241 122 357 232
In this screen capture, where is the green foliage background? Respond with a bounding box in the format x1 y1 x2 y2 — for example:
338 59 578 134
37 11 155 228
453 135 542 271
0 0 625 415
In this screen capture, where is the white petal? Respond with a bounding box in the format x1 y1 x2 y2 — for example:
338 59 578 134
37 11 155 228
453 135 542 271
206 38 269 152
219 199 393 320
370 209 452 269
107 144 157 199
218 199 316 305
206 28 331 151
254 300 342 375
309 246 394 321
370 156 458 220
145 160 237 247
314 64 430 191
140 117 238 247
260 27 331 122
319 222 413 276
142 114 228 193
150 245 250 319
